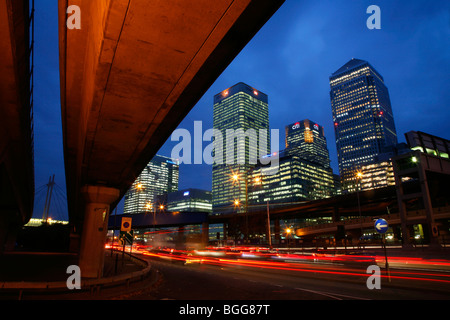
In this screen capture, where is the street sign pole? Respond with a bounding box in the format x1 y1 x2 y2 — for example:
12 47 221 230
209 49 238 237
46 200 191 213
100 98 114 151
382 233 391 282
120 217 132 264
375 218 391 282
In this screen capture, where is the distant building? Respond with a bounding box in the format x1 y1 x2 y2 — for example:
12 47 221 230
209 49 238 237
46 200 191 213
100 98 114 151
212 82 270 214
165 188 212 213
405 131 450 159
359 143 410 191
246 119 335 206
329 58 398 191
123 155 179 214
285 119 331 168
333 174 342 196
247 153 335 207
392 131 450 245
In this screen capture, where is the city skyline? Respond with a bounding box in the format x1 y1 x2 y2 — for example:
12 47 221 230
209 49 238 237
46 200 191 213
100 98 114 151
31 0 450 218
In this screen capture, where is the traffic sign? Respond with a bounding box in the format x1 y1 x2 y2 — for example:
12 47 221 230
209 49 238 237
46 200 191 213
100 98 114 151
121 217 132 232
120 230 133 244
374 218 389 234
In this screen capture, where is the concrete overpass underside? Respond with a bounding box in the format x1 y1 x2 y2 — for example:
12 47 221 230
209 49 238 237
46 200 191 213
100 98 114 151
59 0 284 277
0 0 34 253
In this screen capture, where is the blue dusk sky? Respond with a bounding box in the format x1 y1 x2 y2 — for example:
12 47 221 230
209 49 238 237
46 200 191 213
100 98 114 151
32 1 450 219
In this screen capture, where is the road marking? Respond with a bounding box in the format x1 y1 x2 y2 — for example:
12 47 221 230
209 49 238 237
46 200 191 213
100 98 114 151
294 288 370 300
325 292 371 300
295 288 342 300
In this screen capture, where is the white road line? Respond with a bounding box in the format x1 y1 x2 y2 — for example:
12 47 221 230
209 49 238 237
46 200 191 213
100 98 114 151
295 288 342 300
325 292 372 300
295 287 370 300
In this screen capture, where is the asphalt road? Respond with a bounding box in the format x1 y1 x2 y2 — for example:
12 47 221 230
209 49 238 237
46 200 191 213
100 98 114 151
128 254 450 301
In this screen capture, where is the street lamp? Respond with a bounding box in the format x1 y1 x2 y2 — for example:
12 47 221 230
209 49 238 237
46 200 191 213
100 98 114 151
356 170 363 248
285 227 292 252
231 170 265 245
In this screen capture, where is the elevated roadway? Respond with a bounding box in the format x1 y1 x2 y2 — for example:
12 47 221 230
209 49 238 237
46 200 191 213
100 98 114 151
59 0 285 277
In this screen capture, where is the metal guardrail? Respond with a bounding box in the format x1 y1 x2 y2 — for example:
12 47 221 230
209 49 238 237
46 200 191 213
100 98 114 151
296 206 450 235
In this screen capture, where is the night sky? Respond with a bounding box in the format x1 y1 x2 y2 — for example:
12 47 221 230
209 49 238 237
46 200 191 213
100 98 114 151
32 0 450 220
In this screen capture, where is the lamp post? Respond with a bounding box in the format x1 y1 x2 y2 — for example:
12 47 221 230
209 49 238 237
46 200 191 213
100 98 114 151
232 170 263 245
285 227 292 252
145 201 156 244
356 171 363 248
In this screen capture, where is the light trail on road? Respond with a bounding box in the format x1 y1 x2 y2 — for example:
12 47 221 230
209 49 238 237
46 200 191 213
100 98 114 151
126 245 450 287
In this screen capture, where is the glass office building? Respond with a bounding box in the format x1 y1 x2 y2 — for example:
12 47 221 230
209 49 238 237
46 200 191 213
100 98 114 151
285 119 331 168
123 155 179 214
212 82 270 214
247 150 335 206
329 58 398 191
248 119 335 206
359 143 410 191
165 188 212 213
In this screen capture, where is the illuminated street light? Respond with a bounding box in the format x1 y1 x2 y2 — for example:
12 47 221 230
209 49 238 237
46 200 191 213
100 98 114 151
356 171 363 180
355 170 363 248
285 227 292 252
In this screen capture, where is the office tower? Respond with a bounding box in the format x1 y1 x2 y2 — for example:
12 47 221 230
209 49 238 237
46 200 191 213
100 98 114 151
212 82 270 214
123 155 179 214
247 120 335 206
329 58 398 191
285 119 331 168
247 150 335 206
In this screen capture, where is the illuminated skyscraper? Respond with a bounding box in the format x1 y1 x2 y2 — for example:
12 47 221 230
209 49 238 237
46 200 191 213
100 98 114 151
123 155 179 214
329 58 397 191
212 82 269 214
247 120 335 205
285 119 331 168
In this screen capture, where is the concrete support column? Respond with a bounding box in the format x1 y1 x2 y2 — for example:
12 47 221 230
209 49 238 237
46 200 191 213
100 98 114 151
274 219 280 244
223 223 228 241
78 185 120 279
0 216 8 254
417 165 440 247
332 206 340 223
176 226 185 249
0 214 19 254
201 222 209 248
